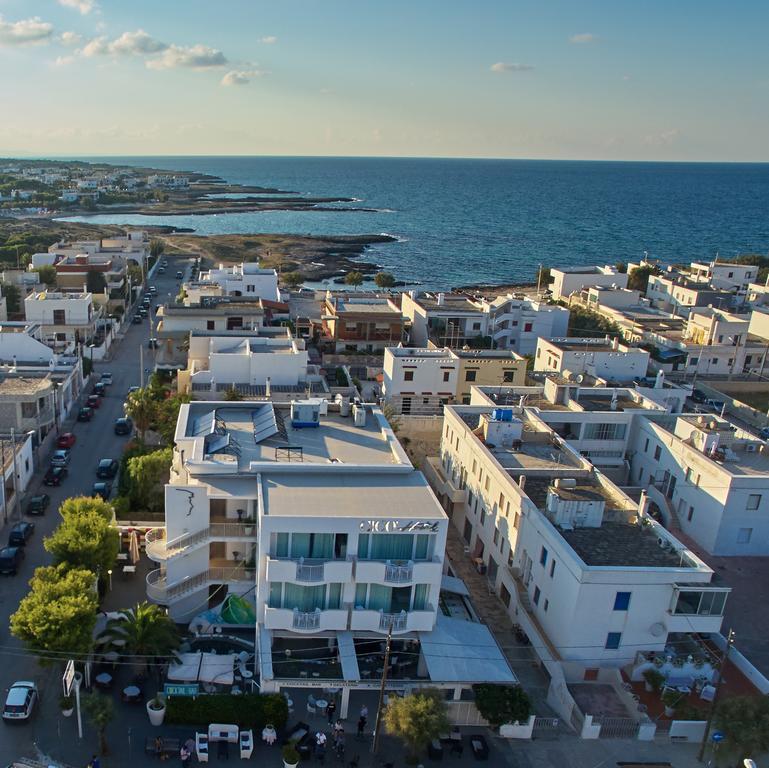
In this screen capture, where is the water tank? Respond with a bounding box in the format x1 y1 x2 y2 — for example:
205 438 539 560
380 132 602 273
492 408 514 422
336 394 351 417
352 404 367 427
290 400 321 428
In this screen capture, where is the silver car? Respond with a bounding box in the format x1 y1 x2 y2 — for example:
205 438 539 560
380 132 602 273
2 681 38 721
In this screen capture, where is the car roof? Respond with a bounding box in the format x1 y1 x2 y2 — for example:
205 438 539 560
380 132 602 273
98 458 114 464
30 494 46 501
11 522 28 530
0 546 19 556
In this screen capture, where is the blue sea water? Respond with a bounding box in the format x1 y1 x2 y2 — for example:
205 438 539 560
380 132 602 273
58 157 769 290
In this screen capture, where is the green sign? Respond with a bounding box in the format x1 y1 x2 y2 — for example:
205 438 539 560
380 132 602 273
164 683 199 697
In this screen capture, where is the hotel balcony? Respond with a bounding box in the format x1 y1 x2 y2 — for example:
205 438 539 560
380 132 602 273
354 558 442 586
349 606 436 634
145 521 255 563
263 606 350 633
423 457 469 504
265 556 353 584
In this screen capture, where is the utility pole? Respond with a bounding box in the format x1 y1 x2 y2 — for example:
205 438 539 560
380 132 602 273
371 622 393 755
698 628 735 762
139 344 144 388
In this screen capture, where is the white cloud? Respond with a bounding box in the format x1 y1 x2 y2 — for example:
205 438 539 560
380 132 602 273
569 32 597 44
109 30 167 55
220 69 265 86
490 61 534 73
0 15 54 46
58 0 97 14
259 36 277 44
60 30 82 46
53 54 75 67
146 44 227 70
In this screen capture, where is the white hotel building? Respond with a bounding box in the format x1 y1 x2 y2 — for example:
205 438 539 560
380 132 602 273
146 399 514 711
426 401 727 674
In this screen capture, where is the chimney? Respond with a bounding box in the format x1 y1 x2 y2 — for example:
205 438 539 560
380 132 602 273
437 293 445 306
655 369 664 388
518 475 526 492
638 489 648 517
265 376 271 398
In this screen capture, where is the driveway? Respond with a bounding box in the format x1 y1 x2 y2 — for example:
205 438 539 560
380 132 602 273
0 254 190 766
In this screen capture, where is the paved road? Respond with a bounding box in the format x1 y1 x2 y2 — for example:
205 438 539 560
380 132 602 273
0 254 190 765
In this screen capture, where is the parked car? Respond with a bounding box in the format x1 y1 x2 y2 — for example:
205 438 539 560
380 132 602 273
158 267 166 274
148 338 159 349
77 406 93 422
282 722 314 758
86 394 102 409
176 271 183 279
43 466 68 486
56 432 76 449
0 546 24 576
132 314 143 324
92 481 112 500
26 494 50 516
149 285 158 294
114 417 133 436
50 449 70 467
93 382 107 397
139 308 148 318
101 372 113 385
8 522 34 547
690 388 707 404
2 681 38 721
96 458 119 479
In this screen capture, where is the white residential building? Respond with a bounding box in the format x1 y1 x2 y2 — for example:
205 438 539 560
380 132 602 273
145 399 514 710
193 262 281 303
630 414 769 556
549 265 628 302
646 273 733 316
401 292 490 348
534 337 650 382
383 346 527 414
424 404 727 671
23 291 96 353
156 299 265 337
689 261 757 293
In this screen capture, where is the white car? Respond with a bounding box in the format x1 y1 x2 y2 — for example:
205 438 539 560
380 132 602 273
2 681 38 722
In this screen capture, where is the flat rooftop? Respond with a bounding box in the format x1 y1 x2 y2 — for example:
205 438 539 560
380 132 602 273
547 339 623 353
560 522 694 568
415 295 481 312
183 402 403 470
0 376 52 396
331 298 400 315
573 393 648 412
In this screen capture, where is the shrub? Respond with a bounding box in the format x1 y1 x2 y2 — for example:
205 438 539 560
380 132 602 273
166 693 288 729
473 684 531 727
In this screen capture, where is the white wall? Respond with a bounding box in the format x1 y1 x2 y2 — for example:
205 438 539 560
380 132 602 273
550 268 627 301
383 349 457 398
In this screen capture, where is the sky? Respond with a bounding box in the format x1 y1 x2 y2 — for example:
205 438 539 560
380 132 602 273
0 0 768 161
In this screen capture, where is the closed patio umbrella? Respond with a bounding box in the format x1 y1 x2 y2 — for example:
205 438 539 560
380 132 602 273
129 530 140 564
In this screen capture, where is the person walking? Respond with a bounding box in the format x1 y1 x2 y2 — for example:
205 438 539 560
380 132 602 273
356 715 366 740
326 698 336 725
180 745 190 768
359 704 368 724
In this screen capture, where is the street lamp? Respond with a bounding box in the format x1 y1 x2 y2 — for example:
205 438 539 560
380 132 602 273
88 343 96 374
107 569 113 591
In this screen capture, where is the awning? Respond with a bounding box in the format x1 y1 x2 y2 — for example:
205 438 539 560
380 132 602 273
337 631 359 682
419 616 517 684
441 574 469 597
168 652 203 682
199 653 236 685
258 626 274 682
655 348 686 361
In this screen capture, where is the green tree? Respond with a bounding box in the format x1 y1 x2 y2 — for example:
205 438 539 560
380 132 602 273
627 264 660 293
44 496 119 576
473 684 532 728
154 393 192 445
615 261 628 274
10 564 98 662
33 264 57 287
125 387 158 443
344 270 364 288
86 270 107 294
224 385 243 401
126 448 172 513
1 283 21 314
536 266 552 290
383 689 450 762
150 239 165 258
126 263 143 286
566 306 623 339
374 271 396 289
98 602 180 675
282 271 303 290
83 693 114 756
714 695 769 764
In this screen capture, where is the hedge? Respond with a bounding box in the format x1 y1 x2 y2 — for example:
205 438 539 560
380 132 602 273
166 693 288 729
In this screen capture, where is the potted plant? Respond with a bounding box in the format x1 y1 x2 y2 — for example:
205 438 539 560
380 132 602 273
146 695 166 726
60 695 75 717
642 668 665 694
281 743 300 768
661 689 680 718
243 516 255 536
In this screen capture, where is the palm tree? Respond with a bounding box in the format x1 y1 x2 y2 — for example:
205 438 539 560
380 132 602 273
715 695 769 764
125 388 157 443
83 693 114 755
99 602 180 675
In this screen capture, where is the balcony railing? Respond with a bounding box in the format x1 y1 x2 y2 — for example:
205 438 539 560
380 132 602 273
145 524 255 562
384 561 413 584
293 609 321 630
380 611 408 631
296 560 325 583
146 566 254 603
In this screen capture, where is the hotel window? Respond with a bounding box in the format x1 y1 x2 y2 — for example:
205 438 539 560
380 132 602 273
354 583 368 607
605 632 622 650
544 599 549 612
465 370 477 382
654 445 661 461
443 371 450 382
524 323 533 332
507 549 514 567
644 438 649 452
53 309 66 324
484 476 490 492
472 459 477 474
737 528 753 544
480 507 486 527
493 528 499 546
404 371 414 382
685 467 692 483
503 370 515 383
583 423 627 440
533 586 541 606
549 560 556 578
747 494 761 511
613 592 631 611
275 532 289 558
499 535 505 553
688 506 694 521
498 492 505 510
539 547 548 567
513 511 520 530
468 491 475 511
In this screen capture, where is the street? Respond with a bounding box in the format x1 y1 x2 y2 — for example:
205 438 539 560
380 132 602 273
0 254 190 766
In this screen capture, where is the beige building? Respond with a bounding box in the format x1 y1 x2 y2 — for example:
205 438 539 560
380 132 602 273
0 375 56 442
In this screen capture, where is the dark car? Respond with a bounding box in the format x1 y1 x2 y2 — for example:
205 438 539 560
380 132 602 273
0 546 24 575
176 270 183 279
138 308 148 318
43 465 68 486
132 314 143 324
26 494 50 516
91 481 112 500
114 417 133 436
96 458 119 479
50 449 70 467
93 382 107 397
86 394 102 409
142 296 151 306
8 522 34 547
282 722 313 758
148 338 159 349
690 389 707 404
77 406 93 422
56 432 76 449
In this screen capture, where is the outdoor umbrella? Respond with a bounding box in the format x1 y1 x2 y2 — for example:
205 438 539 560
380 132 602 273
129 530 140 564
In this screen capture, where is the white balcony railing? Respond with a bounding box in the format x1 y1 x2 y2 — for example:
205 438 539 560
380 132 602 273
296 560 325 583
380 611 408 631
384 561 413 584
293 609 321 630
264 606 350 632
145 524 255 562
146 566 254 604
265 556 353 585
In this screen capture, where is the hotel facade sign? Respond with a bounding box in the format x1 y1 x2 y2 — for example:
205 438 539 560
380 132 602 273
359 520 439 533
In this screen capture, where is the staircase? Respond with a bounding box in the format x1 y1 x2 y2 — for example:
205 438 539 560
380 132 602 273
146 565 254 604
145 523 255 563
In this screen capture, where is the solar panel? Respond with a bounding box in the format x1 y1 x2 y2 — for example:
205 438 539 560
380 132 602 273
252 404 279 444
191 411 216 436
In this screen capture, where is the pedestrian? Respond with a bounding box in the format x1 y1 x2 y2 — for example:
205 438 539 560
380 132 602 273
326 698 336 724
315 731 327 750
180 745 190 768
359 704 368 724
89 756 100 768
335 730 346 759
356 716 365 739
184 738 195 756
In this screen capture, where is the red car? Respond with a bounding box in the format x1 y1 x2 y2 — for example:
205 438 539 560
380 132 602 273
86 394 102 409
56 433 76 449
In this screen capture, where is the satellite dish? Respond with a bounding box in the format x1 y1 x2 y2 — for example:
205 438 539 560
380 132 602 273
650 622 665 637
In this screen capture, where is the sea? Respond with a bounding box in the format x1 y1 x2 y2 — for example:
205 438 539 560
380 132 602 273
57 157 769 291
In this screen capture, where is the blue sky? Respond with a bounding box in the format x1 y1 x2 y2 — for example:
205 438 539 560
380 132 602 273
0 0 767 160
